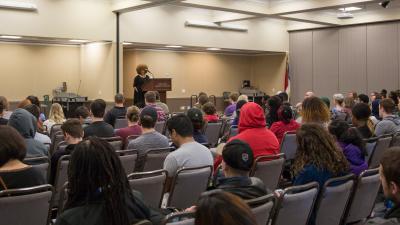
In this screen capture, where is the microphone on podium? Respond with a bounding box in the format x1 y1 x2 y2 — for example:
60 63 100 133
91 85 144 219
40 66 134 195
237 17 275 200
146 69 155 79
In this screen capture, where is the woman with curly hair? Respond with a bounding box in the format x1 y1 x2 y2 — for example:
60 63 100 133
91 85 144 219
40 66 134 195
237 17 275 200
293 123 349 188
301 96 330 126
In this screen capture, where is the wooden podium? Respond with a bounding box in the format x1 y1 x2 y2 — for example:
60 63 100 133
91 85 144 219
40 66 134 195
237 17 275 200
142 78 172 103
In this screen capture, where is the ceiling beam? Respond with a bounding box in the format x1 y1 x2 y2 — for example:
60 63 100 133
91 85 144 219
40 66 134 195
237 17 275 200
269 0 380 15
175 0 341 25
175 0 382 26
113 0 184 13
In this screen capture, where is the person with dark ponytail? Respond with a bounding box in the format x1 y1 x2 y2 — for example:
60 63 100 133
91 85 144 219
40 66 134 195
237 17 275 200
56 137 163 225
115 106 142 146
265 95 282 127
270 104 300 143
328 120 368 176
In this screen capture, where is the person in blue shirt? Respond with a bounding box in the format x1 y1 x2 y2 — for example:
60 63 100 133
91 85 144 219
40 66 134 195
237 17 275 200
293 123 349 188
293 123 350 225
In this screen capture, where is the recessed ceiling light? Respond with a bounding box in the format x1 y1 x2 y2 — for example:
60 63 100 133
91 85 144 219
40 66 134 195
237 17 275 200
0 35 22 39
338 7 362 12
69 39 88 43
207 48 221 51
165 45 182 48
123 42 132 45
380 1 391 8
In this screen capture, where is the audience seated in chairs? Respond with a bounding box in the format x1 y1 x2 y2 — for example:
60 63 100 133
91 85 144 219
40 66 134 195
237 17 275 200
224 92 239 118
270 104 300 144
202 102 219 123
194 92 209 110
278 91 289 104
294 123 349 225
293 123 349 188
0 96 12 120
231 100 247 127
375 98 400 137
371 98 382 122
0 101 8 125
265 95 282 127
26 95 46 123
23 104 52 144
55 137 164 225
128 106 168 154
328 120 368 176
358 93 370 104
194 190 257 225
84 99 114 138
210 139 269 200
352 103 374 139
43 103 66 134
50 119 83 184
155 91 169 114
365 147 400 225
116 106 142 147
74 106 92 128
301 96 330 126
8 108 48 157
214 102 279 171
304 91 315 99
332 93 351 123
187 108 208 144
163 114 213 177
104 93 127 128
0 125 46 190
144 91 166 122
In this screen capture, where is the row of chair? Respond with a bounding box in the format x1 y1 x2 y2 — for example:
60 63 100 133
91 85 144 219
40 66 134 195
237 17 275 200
0 165 214 225
164 168 381 225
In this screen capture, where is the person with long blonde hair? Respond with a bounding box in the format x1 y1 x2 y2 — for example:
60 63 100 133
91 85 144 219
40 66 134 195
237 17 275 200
43 103 66 133
301 96 330 126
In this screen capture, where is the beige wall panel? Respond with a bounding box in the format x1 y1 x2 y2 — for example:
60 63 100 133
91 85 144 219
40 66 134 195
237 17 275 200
338 26 367 95
367 23 399 93
289 31 313 104
0 43 80 101
313 29 339 98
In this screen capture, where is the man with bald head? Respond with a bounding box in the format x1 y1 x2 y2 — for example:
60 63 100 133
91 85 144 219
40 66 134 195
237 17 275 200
305 91 315 99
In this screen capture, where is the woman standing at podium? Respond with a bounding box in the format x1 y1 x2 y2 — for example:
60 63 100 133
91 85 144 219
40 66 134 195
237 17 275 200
133 64 150 108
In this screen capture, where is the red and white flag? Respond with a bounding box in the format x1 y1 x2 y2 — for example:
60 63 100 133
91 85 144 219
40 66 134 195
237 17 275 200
284 56 291 98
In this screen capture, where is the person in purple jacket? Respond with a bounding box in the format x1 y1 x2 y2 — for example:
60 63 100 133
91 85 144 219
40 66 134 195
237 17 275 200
224 93 239 118
328 120 368 176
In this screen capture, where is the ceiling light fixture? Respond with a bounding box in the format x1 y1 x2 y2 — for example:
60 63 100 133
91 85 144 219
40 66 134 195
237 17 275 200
207 48 221 51
165 45 182 48
0 35 22 39
123 42 132 45
185 20 248 32
69 39 88 43
338 7 362 12
0 0 37 11
380 1 391 8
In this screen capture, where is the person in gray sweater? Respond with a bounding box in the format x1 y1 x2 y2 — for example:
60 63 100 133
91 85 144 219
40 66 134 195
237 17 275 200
127 107 169 171
8 108 48 157
375 99 400 137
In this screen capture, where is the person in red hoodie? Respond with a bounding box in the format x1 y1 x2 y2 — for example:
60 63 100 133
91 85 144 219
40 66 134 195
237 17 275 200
270 104 300 143
214 102 280 171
